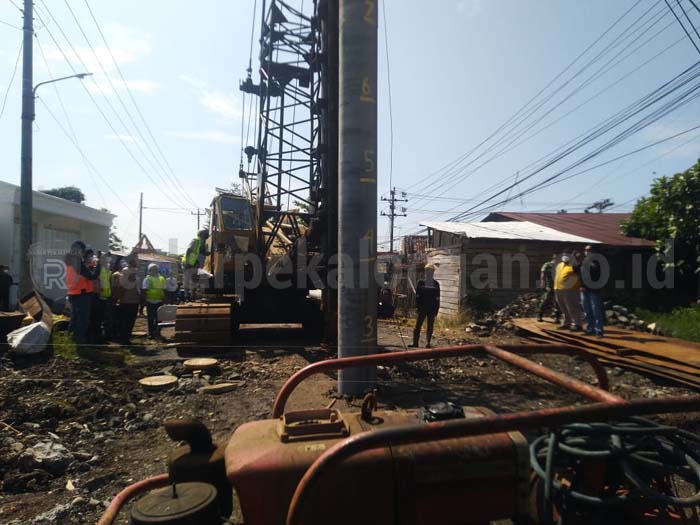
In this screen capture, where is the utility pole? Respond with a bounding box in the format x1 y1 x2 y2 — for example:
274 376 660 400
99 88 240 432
380 186 407 253
138 192 143 242
191 208 204 230
19 0 33 298
337 0 378 395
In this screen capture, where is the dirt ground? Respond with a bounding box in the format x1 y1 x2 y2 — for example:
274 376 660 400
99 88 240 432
1 315 699 524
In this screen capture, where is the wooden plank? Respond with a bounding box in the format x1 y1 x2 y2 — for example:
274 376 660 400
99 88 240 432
175 318 231 331
175 331 231 343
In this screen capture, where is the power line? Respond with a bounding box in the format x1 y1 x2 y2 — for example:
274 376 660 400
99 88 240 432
677 0 700 43
0 41 21 122
446 53 700 220
38 97 169 245
452 119 700 222
0 18 21 29
35 33 107 208
665 0 700 54
411 1 674 208
35 3 190 212
404 0 648 198
59 0 196 210
81 0 199 210
7 0 22 13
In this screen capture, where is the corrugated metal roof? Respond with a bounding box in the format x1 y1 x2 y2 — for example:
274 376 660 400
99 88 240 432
420 220 600 243
483 212 655 247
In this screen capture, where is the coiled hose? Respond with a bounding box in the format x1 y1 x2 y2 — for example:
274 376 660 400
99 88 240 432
530 417 700 524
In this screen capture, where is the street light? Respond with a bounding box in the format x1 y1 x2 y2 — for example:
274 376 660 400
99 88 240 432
19 71 92 298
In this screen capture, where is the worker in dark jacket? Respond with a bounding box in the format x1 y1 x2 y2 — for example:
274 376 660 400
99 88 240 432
537 254 560 323
411 264 440 348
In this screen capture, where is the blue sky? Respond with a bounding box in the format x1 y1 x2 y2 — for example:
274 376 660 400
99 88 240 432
1 0 699 252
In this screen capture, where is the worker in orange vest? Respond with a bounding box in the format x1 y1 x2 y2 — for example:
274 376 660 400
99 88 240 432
65 241 100 345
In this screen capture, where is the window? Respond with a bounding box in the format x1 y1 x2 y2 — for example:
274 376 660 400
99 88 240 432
220 197 252 231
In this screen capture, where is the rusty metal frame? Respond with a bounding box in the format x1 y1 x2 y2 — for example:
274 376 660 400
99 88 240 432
285 396 700 525
271 343 618 417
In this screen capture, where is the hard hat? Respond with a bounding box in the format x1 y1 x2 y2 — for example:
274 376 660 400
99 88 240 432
424 263 436 271
148 263 158 272
70 240 86 255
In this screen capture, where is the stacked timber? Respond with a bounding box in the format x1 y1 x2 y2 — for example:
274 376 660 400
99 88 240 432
175 303 232 348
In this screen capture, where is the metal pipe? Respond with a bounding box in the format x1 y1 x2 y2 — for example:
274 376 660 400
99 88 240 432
483 345 622 404
271 343 614 417
285 396 700 525
337 0 379 395
97 473 169 525
496 343 610 390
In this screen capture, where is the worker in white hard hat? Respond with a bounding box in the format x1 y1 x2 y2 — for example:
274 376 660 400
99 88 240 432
183 228 210 301
411 263 441 348
141 263 165 340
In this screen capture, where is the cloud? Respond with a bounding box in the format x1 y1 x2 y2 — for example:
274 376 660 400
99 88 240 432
199 90 242 120
179 74 208 89
39 23 154 96
165 130 240 144
178 74 242 121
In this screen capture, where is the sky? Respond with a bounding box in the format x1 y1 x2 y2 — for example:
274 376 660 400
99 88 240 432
1 0 700 253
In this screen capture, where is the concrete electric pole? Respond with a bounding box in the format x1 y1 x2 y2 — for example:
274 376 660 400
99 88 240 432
18 0 33 298
381 186 407 253
337 0 378 395
18 0 90 297
191 208 204 230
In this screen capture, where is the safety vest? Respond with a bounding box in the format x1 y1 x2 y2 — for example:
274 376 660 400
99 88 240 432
66 264 94 296
145 274 165 302
99 266 112 299
186 237 202 266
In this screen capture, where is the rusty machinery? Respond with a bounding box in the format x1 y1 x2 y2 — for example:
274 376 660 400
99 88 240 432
175 0 338 345
99 343 700 525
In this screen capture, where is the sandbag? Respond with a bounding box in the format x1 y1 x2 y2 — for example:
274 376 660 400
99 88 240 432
7 321 51 355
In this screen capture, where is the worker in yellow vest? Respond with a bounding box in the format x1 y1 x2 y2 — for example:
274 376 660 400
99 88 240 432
141 263 166 339
183 229 209 301
93 252 118 341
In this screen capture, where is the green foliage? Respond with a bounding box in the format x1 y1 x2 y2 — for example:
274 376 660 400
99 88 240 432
635 306 700 343
52 331 78 360
621 160 700 273
109 226 124 251
42 186 86 204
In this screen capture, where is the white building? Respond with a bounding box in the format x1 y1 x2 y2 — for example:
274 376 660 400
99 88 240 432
0 180 115 307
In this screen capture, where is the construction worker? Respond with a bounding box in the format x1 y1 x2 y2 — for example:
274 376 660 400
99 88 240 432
554 253 583 331
411 264 441 348
141 263 165 339
65 241 100 345
580 244 605 337
165 270 179 304
183 229 209 301
89 252 114 343
0 265 12 311
117 256 141 345
537 254 560 323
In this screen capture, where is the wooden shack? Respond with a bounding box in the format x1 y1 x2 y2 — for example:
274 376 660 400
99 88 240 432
422 213 656 316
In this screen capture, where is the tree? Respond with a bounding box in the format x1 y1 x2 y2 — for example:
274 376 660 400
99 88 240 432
42 186 85 204
109 226 124 252
621 160 700 279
